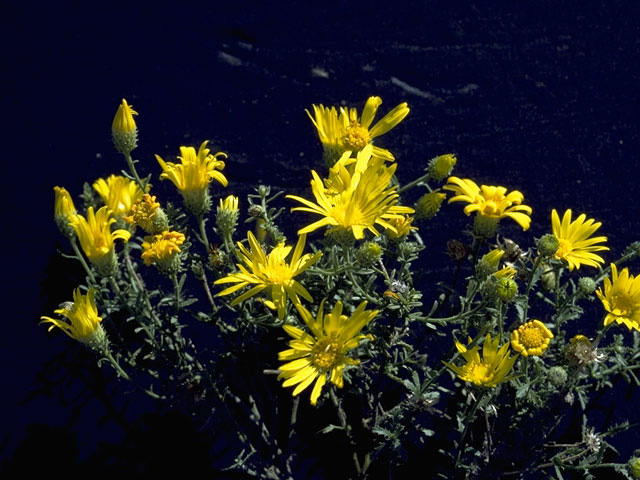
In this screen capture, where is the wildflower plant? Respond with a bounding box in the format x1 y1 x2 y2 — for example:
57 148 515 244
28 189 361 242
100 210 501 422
41 96 640 478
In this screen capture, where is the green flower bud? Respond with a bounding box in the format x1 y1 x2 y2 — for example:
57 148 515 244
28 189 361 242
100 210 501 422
628 456 640 479
540 262 556 291
548 366 568 387
537 234 560 257
150 207 169 234
578 277 596 295
496 277 518 301
356 241 383 267
427 154 457 181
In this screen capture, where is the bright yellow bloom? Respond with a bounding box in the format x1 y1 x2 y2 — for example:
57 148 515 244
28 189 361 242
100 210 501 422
40 288 106 348
156 141 228 215
93 175 144 217
214 231 322 319
511 320 554 357
444 334 517 388
385 215 417 240
141 230 185 273
112 98 138 134
278 300 377 405
551 209 609 271
444 177 532 236
53 186 77 236
286 145 414 240
123 193 167 233
307 96 409 165
70 206 131 275
596 263 640 332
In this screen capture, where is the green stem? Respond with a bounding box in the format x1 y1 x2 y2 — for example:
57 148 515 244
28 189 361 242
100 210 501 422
197 213 211 250
521 255 544 322
70 238 97 285
397 172 431 194
172 273 182 312
124 152 146 190
455 392 485 468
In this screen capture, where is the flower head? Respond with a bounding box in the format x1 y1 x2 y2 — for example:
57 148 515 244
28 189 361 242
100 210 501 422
53 186 77 237
596 263 640 332
287 145 414 240
70 206 131 276
307 96 409 165
511 320 554 357
156 141 228 215
415 190 446 220
123 193 168 234
216 195 240 238
278 300 377 405
40 288 107 349
385 215 417 241
427 154 457 181
93 174 144 217
112 98 138 154
214 231 322 319
444 334 517 388
551 209 609 270
141 230 186 274
444 177 532 236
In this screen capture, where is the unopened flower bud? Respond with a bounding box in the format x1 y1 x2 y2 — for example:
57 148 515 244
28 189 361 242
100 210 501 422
496 277 518 301
548 366 568 387
356 241 383 267
476 249 505 278
540 263 557 291
628 456 640 479
427 154 457 181
578 277 596 295
415 190 446 220
53 186 77 238
248 204 264 218
112 98 138 154
538 234 559 257
216 195 239 238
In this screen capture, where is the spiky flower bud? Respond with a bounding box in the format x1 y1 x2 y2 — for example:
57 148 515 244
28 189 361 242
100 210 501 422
578 277 596 295
628 455 640 479
415 190 446 220
476 249 505 278
112 98 138 154
537 234 560 257
548 366 568 387
496 277 518 301
356 241 383 267
427 154 457 182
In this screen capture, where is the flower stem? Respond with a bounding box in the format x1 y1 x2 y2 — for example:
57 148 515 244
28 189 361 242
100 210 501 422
197 213 211 250
70 237 97 285
124 152 146 191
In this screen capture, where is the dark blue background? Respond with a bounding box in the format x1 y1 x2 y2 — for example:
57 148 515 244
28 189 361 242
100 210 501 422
3 0 640 476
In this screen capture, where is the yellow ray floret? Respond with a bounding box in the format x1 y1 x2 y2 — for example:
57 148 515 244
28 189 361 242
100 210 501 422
443 334 517 388
156 140 228 192
511 320 554 357
112 98 138 134
40 288 103 343
444 177 532 231
214 231 322 319
70 206 131 262
596 263 640 332
93 174 145 217
551 209 609 270
278 300 378 405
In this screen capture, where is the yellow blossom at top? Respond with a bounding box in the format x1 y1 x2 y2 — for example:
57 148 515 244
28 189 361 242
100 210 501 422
551 209 609 271
286 145 414 240
93 175 144 217
40 288 103 344
156 141 228 192
444 177 532 235
307 96 409 164
278 300 377 405
141 230 185 273
219 195 239 213
596 263 640 332
214 231 322 319
112 98 138 134
511 320 554 357
53 186 77 236
443 334 517 388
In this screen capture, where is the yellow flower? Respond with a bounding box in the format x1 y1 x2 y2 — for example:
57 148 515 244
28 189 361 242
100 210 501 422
123 193 168 234
112 98 138 154
141 230 186 274
427 154 457 181
40 288 107 348
385 215 417 240
444 177 532 236
214 231 322 319
156 141 228 215
415 190 446 220
511 320 554 357
287 145 414 240
278 300 377 405
70 206 131 276
443 334 517 388
53 186 77 237
93 175 144 217
307 96 409 165
216 195 240 238
596 263 640 332
551 209 609 271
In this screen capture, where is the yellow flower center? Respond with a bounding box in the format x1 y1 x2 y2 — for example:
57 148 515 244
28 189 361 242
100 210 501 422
611 292 634 317
263 264 294 285
481 200 500 216
519 325 546 349
555 238 572 258
312 336 343 371
468 361 493 384
343 122 370 151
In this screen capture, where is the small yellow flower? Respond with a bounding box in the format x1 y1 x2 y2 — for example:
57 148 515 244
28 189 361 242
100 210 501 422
278 300 377 405
112 98 138 154
141 230 186 274
443 334 517 388
444 177 532 236
414 190 446 220
93 175 144 217
70 206 131 276
511 320 554 357
427 154 457 181
307 96 409 165
123 193 168 234
53 186 77 237
385 215 417 240
596 263 640 332
214 231 322 319
40 288 107 348
551 209 609 271
156 141 228 215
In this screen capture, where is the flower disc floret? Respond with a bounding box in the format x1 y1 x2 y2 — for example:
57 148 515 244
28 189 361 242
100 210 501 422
511 320 554 357
551 209 609 270
596 263 640 332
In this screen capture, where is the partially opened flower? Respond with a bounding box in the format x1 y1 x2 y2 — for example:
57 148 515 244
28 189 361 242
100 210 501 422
214 231 322 319
307 96 409 165
551 209 609 270
112 98 138 154
93 174 144 217
444 177 532 237
53 186 77 237
141 230 186 274
278 300 377 405
444 334 517 388
596 263 640 332
511 320 554 357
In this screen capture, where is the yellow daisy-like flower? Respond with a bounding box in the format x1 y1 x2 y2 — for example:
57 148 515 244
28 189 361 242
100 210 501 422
596 263 640 332
551 209 609 271
286 145 414 240
307 96 410 165
40 288 106 348
443 334 517 388
53 186 77 237
444 177 532 236
156 141 228 215
93 174 144 217
511 320 554 357
278 300 378 405
141 230 186 273
70 206 131 276
214 231 322 319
